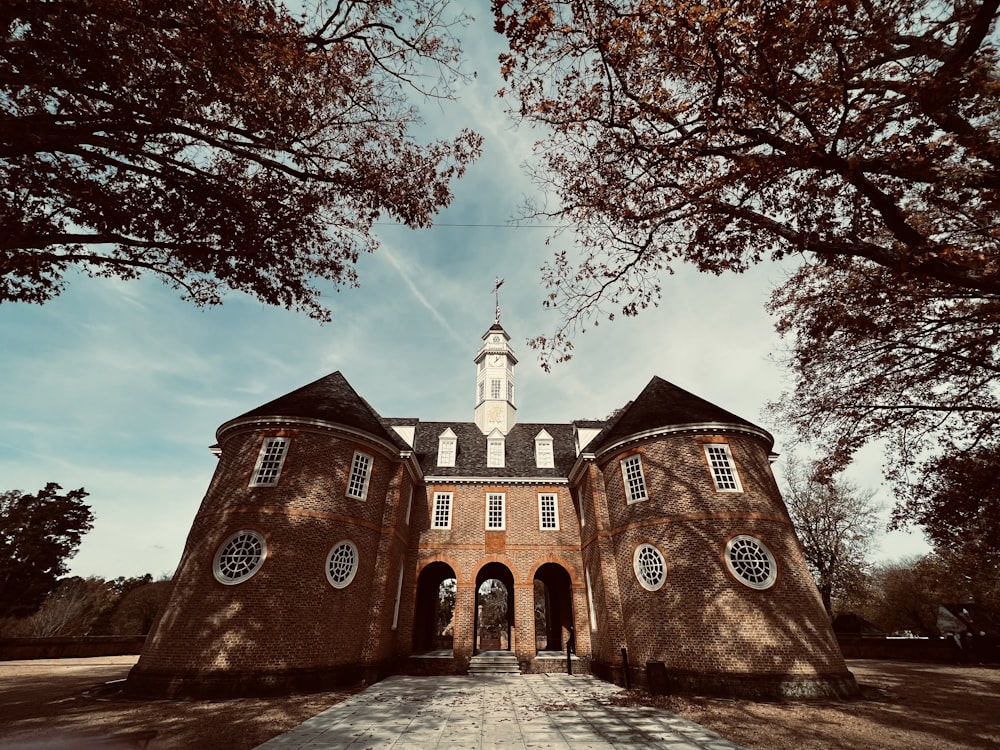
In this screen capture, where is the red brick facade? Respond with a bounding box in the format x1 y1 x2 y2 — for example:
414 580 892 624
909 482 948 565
127 324 856 699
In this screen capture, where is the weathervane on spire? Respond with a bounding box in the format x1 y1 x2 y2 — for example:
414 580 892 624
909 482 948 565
492 277 504 324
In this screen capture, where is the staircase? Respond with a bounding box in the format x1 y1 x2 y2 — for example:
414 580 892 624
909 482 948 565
468 650 521 675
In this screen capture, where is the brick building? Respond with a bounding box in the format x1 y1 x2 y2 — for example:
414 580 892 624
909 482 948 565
127 317 857 699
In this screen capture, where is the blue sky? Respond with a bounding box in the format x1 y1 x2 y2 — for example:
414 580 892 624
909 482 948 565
0 4 929 580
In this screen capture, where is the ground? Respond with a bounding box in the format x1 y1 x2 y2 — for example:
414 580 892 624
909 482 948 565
0 657 998 749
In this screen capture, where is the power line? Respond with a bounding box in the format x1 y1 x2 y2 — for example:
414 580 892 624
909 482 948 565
374 221 568 228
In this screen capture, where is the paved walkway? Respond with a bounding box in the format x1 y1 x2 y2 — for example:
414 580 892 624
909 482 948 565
254 674 745 749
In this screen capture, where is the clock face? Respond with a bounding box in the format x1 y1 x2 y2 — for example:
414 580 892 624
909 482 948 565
492 355 503 366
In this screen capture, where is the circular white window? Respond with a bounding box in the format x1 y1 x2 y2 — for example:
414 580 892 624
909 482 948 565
326 540 359 589
633 543 667 591
214 530 266 585
725 535 777 590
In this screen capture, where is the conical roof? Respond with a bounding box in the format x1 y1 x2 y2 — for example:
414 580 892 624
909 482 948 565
223 371 402 446
589 376 769 453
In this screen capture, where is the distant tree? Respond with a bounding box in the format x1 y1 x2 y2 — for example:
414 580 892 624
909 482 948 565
0 484 93 618
478 579 509 633
2 0 481 316
435 578 457 637
23 576 112 637
89 574 154 635
780 455 882 616
491 0 1000 367
864 556 945 636
108 577 172 635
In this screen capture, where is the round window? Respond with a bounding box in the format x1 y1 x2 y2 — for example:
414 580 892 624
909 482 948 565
214 530 266 585
633 543 667 591
725 535 777 590
326 540 359 589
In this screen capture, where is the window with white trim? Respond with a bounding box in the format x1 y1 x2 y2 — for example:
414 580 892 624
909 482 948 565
585 568 597 631
725 535 777 589
486 492 506 530
437 429 457 467
404 485 414 525
621 454 648 503
538 492 559 530
478 381 484 401
250 437 289 487
633 543 667 591
491 379 501 399
487 437 504 468
346 451 373 500
392 566 405 630
507 382 514 401
534 431 554 469
214 530 267 585
432 491 453 529
705 443 743 492
325 540 359 588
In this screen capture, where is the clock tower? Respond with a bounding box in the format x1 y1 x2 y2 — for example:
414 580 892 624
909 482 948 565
474 322 517 434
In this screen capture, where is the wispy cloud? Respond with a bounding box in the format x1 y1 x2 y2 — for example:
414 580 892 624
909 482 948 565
378 244 467 348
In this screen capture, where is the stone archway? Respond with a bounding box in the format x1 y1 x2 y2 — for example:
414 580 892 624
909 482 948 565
533 562 574 652
474 562 515 653
413 561 457 653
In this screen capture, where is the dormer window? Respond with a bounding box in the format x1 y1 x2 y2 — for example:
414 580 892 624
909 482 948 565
487 431 505 468
437 428 457 467
534 429 554 469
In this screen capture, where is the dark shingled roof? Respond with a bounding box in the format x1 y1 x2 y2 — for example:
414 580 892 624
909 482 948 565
589 376 766 453
224 371 768 469
411 422 577 478
229 371 406 448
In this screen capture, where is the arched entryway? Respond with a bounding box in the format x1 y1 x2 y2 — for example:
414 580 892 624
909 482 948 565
474 562 514 653
533 563 574 652
413 561 457 653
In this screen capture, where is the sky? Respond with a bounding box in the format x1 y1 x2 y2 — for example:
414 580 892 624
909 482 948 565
0 2 930 581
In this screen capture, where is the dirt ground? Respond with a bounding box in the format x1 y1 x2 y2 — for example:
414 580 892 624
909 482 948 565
0 657 998 749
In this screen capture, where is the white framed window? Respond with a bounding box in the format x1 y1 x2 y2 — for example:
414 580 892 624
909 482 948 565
534 430 554 469
249 437 289 487
487 437 505 468
621 454 648 504
585 568 597 631
633 543 667 591
478 381 484 401
491 378 501 399
392 566 405 630
486 492 506 530
725 535 777 590
437 428 457 467
432 491 453 529
346 450 373 500
325 540 359 588
214 530 267 585
507 382 514 401
404 485 414 525
705 443 743 492
538 492 559 530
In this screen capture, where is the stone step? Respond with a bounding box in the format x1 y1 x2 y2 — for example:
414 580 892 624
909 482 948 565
468 651 521 675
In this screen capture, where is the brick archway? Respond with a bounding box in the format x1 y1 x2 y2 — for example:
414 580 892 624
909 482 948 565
474 561 515 653
413 561 457 654
533 562 574 653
